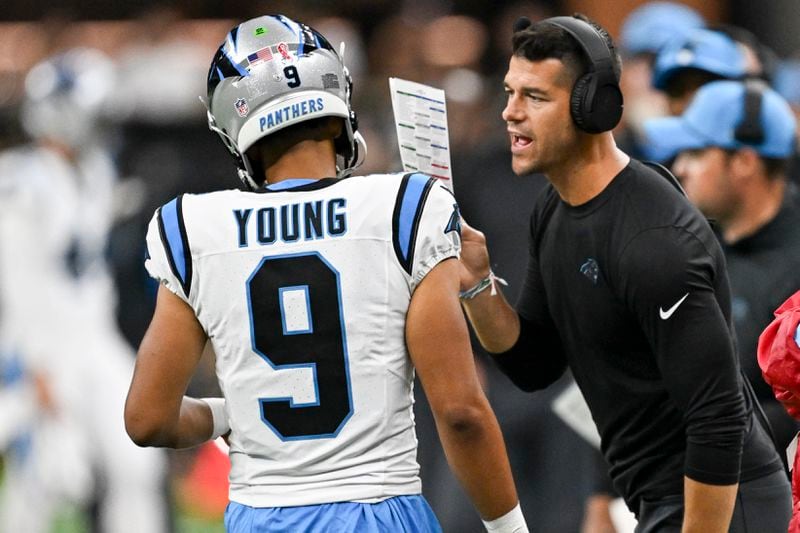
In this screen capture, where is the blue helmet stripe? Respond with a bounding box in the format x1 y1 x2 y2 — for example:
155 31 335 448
274 15 296 33
276 15 304 55
222 45 248 77
229 28 240 54
296 24 304 56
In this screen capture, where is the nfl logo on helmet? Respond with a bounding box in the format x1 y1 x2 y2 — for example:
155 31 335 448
235 98 249 117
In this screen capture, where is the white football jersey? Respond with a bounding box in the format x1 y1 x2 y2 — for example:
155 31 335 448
145 172 461 507
0 144 118 369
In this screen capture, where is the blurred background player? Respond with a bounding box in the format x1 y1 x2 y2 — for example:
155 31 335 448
124 14 528 533
619 1 704 61
0 48 168 533
644 79 800 466
613 1 705 158
651 28 746 117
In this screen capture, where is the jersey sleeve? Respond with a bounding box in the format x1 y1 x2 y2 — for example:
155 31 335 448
618 226 747 485
391 174 461 291
144 195 193 304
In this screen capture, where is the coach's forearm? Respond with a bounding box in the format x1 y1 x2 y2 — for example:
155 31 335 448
461 288 520 353
682 477 737 533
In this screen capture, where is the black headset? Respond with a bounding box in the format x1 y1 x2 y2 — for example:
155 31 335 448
734 79 766 145
515 16 624 134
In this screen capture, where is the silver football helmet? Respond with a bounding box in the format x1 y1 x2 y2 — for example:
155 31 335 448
206 14 366 190
22 48 115 148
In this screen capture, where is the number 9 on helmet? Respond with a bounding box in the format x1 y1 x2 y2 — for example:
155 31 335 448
205 14 367 190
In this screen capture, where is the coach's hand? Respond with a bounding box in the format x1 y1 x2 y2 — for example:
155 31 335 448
458 219 491 291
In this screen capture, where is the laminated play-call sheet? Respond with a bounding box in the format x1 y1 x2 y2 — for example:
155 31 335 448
389 78 453 191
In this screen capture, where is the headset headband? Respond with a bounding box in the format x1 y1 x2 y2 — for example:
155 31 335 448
735 79 766 145
542 16 615 75
513 15 622 133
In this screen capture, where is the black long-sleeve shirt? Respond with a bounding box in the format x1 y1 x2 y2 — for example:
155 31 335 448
494 159 781 511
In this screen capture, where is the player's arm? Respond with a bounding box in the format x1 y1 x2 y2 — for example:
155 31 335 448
620 228 746 532
124 284 217 449
407 257 525 529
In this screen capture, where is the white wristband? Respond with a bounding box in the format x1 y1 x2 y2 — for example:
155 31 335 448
482 503 529 533
200 397 230 440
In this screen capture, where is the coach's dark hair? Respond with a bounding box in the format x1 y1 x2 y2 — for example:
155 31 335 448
512 14 622 85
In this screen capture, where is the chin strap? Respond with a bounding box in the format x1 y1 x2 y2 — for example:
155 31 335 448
335 41 367 177
338 131 367 177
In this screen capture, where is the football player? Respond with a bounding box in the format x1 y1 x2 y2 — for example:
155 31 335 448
0 48 168 533
125 14 527 533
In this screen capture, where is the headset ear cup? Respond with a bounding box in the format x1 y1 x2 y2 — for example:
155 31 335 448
570 74 593 132
570 74 624 133
598 84 624 132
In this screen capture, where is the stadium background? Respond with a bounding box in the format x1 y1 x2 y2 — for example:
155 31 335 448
0 1 799 532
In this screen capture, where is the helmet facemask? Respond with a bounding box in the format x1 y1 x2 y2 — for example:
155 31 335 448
22 48 115 149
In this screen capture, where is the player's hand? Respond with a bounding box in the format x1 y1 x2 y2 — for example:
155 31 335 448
33 371 57 414
459 218 491 291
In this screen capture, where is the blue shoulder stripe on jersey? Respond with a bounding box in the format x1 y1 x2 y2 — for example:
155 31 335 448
392 173 437 275
157 195 192 297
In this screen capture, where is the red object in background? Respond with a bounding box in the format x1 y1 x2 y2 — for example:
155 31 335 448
177 439 231 520
757 289 800 533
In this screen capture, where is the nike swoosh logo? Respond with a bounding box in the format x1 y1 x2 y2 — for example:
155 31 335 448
659 292 690 320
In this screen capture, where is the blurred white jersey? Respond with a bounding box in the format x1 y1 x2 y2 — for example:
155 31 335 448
145 173 460 507
0 144 118 367
0 143 168 533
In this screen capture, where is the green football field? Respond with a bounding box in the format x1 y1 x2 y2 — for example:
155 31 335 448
1 457 226 533
51 509 224 533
